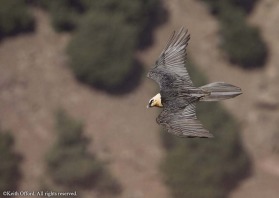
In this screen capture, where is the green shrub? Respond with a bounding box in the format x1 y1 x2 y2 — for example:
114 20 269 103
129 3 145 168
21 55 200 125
161 61 251 198
202 0 267 68
39 0 165 92
202 0 221 14
219 3 268 68
202 0 258 14
85 0 167 48
0 0 34 37
67 12 138 91
46 110 121 194
230 0 258 13
40 0 167 45
0 131 21 192
34 0 89 32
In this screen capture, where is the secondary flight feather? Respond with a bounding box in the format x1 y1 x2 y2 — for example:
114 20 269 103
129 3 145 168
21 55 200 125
147 27 242 138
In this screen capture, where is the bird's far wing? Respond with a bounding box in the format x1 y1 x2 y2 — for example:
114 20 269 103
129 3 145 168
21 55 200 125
157 102 213 138
147 27 193 88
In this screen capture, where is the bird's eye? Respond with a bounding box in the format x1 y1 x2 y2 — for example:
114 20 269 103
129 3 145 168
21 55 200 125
149 99 154 105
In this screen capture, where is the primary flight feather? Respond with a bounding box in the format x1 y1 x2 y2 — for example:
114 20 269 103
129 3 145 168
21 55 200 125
147 27 242 138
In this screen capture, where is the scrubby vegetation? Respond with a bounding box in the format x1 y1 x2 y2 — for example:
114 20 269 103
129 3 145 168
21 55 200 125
84 0 167 48
0 131 21 192
0 0 34 38
161 61 251 198
33 0 89 32
203 0 258 14
37 0 167 45
67 12 138 91
202 0 267 68
219 3 267 68
67 0 166 91
232 0 258 13
45 110 121 195
38 0 167 92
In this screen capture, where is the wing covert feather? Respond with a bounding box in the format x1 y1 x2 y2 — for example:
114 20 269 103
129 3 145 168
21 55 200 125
157 102 213 138
147 27 193 88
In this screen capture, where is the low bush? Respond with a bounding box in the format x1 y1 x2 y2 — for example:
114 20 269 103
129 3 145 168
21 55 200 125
0 0 34 37
67 12 139 91
46 110 122 194
202 0 267 68
84 0 167 48
202 0 258 14
36 0 167 42
39 0 166 92
219 2 268 68
34 0 88 32
230 0 258 13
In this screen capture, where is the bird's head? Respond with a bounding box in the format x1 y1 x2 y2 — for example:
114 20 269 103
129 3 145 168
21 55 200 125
147 93 163 108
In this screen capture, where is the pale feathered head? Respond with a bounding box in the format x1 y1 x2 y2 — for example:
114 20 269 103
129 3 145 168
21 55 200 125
147 93 163 108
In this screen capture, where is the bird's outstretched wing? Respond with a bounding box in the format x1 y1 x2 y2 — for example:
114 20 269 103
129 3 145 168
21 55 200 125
147 27 193 90
157 101 213 138
147 27 212 138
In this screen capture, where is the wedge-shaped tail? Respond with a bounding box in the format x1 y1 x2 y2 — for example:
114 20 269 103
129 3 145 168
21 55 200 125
200 82 242 101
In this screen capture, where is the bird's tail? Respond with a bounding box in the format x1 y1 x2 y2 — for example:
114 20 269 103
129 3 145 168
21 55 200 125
199 82 242 101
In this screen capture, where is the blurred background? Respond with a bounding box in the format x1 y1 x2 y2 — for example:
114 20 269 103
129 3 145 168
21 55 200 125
0 0 278 198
